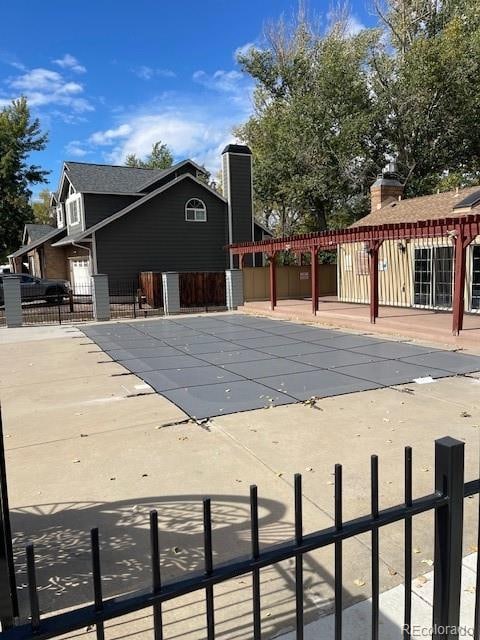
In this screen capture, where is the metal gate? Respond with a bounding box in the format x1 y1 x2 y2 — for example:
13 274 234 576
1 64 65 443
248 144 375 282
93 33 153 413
0 435 478 639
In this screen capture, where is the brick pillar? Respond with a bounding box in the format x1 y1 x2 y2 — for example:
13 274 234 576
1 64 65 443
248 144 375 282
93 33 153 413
91 274 110 322
162 272 180 315
226 269 244 310
2 276 22 328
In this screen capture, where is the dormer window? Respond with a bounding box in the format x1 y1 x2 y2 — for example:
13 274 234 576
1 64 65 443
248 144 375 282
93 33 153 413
185 198 207 222
66 193 82 226
56 203 64 228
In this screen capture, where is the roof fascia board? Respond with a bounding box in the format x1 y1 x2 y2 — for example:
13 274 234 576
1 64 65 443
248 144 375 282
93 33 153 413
136 160 207 192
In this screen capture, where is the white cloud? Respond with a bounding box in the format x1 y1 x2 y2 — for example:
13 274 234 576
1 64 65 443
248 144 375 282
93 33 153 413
85 90 250 174
65 140 89 157
132 66 176 80
345 15 365 37
234 42 256 60
53 54 86 74
89 123 132 145
5 66 93 112
193 69 246 94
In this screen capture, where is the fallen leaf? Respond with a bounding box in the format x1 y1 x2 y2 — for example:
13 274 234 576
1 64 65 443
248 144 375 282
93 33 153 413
421 466 430 473
421 559 433 567
388 568 397 576
413 547 421 554
460 411 472 418
142 473 148 478
469 545 478 553
173 547 182 554
305 467 313 472
465 586 476 594
110 477 116 481
415 575 428 587
72 459 80 464
80 433 88 438
353 578 366 587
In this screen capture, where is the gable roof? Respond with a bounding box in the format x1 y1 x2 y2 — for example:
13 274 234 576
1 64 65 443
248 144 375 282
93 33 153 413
353 185 480 227
52 174 227 246
24 224 56 244
62 159 208 195
9 227 66 259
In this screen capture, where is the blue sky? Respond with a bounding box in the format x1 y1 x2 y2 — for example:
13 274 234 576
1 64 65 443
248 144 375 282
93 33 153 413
0 1 374 198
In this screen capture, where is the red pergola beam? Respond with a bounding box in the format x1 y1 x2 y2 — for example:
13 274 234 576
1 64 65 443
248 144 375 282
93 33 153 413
228 215 480 256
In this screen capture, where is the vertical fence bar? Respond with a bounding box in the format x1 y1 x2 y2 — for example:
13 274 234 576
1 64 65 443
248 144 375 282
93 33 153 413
204 499 215 640
334 464 343 640
432 437 465 639
250 485 261 640
91 528 105 640
150 510 163 640
371 455 379 640
474 485 480 640
26 544 40 632
0 411 17 623
404 447 412 640
294 473 304 640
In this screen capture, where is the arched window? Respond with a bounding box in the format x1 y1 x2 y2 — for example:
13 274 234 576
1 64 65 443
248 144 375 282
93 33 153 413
185 198 207 222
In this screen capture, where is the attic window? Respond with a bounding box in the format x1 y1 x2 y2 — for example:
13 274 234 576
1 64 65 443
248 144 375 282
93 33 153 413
185 198 207 222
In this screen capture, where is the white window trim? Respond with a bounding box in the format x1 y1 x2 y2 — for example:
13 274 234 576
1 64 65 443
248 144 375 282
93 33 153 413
185 198 207 222
66 193 82 226
56 203 64 228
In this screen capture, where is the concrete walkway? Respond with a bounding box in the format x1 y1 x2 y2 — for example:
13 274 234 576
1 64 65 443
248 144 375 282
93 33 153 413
279 553 478 639
0 316 478 639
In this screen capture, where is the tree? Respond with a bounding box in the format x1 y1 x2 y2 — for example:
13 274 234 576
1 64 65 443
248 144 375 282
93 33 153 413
370 0 480 196
0 98 48 260
125 141 174 169
235 10 384 235
235 1 480 234
32 189 54 225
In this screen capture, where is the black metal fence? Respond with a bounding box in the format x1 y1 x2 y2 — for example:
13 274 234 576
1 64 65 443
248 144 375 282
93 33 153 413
109 280 165 320
0 436 478 640
20 284 93 325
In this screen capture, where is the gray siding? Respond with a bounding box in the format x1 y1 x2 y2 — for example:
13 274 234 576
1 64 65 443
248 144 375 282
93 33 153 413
84 194 140 228
227 154 253 244
95 178 228 282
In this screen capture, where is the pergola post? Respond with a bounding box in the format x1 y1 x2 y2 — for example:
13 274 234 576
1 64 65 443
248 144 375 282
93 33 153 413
269 252 277 310
239 253 245 269
311 248 319 314
452 230 473 335
369 241 383 324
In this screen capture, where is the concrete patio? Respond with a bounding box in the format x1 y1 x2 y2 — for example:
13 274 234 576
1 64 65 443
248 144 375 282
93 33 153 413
243 297 480 351
0 315 479 639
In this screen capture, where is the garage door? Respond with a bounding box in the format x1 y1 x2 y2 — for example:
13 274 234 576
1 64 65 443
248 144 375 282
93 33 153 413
70 259 91 294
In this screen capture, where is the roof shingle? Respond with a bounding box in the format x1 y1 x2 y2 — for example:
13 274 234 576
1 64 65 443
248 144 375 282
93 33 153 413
353 185 480 227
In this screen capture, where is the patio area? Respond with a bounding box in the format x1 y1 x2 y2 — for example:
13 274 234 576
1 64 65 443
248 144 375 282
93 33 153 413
242 297 480 351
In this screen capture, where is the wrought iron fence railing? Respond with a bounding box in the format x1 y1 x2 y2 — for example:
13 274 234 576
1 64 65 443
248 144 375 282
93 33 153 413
0 436 478 640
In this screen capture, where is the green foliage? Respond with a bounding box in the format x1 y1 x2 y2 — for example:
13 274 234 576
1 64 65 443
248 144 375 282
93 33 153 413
0 98 48 260
32 189 54 224
125 141 174 169
236 1 480 234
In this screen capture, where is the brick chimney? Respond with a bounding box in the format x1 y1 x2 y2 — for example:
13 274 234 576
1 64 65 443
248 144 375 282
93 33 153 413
370 161 404 213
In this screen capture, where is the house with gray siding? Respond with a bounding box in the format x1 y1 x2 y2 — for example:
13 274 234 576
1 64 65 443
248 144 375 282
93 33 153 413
9 145 271 290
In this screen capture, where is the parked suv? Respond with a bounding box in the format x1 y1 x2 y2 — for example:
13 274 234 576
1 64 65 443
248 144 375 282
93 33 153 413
0 274 71 306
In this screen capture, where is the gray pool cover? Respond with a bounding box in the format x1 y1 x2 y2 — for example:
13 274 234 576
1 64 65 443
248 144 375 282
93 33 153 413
82 315 480 419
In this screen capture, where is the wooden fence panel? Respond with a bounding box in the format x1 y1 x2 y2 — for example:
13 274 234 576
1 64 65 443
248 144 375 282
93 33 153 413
243 265 337 301
139 272 163 308
179 272 226 308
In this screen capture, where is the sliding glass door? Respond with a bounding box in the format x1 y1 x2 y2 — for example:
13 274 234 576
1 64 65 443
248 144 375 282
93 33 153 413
472 246 480 311
413 246 454 309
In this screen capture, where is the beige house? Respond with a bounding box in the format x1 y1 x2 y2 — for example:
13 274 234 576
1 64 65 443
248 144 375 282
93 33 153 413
338 173 480 313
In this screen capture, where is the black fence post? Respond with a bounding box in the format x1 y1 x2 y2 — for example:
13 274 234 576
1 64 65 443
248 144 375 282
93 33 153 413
432 436 465 640
0 410 17 628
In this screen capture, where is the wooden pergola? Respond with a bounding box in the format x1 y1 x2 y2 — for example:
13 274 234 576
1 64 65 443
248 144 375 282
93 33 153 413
228 214 480 335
